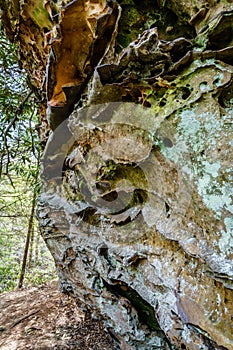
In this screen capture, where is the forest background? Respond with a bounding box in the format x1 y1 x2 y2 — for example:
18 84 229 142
0 27 56 292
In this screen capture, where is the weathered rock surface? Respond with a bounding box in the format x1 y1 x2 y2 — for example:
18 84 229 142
2 1 233 349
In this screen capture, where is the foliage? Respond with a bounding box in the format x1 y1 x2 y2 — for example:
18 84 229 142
0 28 56 292
0 27 39 183
0 175 57 292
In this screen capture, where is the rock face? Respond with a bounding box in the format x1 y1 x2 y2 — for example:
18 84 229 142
3 1 233 349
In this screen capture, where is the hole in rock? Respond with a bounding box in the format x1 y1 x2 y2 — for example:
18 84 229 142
102 190 118 202
208 17 233 50
213 77 221 87
122 93 133 102
165 201 170 218
163 137 173 148
181 86 191 100
96 181 111 194
218 81 233 108
133 189 148 205
159 99 167 107
142 100 152 108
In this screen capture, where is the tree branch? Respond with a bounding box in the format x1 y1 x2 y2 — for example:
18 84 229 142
3 90 33 177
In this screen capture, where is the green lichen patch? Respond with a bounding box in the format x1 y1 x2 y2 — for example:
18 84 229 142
32 4 53 29
175 106 232 216
22 0 53 30
144 59 231 129
145 57 233 259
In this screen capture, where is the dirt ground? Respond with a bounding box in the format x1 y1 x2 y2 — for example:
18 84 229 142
0 281 116 350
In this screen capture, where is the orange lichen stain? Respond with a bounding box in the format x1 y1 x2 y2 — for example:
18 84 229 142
48 0 108 107
156 77 171 88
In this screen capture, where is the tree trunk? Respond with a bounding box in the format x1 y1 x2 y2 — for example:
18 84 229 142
2 1 233 348
17 188 37 289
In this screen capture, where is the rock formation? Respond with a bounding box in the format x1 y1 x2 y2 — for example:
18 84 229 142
2 1 233 348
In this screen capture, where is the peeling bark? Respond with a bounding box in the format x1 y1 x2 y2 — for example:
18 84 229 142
2 1 233 349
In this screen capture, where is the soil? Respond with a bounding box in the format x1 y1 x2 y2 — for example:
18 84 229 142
0 281 116 350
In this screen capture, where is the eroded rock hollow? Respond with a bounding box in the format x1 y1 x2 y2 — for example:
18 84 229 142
3 0 233 348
